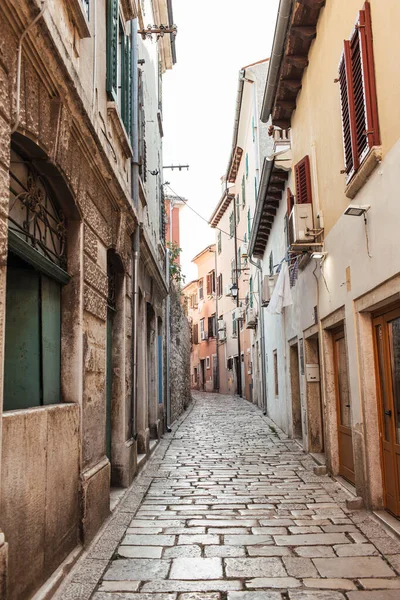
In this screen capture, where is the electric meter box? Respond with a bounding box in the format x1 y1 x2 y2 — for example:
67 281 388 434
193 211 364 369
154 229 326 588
306 364 320 382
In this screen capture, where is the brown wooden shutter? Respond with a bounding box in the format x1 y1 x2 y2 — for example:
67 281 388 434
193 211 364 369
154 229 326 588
193 324 198 345
206 274 211 296
286 187 294 215
359 2 380 147
294 156 312 204
339 50 354 176
339 2 380 181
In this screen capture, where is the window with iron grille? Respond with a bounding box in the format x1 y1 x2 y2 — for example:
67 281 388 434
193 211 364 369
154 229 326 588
294 156 312 204
338 1 380 183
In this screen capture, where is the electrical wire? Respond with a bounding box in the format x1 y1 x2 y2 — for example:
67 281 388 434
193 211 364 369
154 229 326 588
364 214 372 258
164 183 247 243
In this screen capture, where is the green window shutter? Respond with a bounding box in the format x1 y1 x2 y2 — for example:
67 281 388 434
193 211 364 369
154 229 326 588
245 153 249 178
41 275 61 405
254 176 258 201
236 195 240 223
242 175 246 207
250 277 253 308
247 208 251 240
123 34 133 138
4 258 41 410
106 0 119 100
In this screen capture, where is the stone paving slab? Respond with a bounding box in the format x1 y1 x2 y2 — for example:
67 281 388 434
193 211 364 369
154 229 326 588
53 393 400 600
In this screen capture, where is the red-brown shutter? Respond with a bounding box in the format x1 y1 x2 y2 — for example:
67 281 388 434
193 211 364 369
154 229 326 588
359 2 380 147
286 187 295 215
339 50 354 176
193 324 198 345
294 156 312 204
206 274 211 296
339 2 380 181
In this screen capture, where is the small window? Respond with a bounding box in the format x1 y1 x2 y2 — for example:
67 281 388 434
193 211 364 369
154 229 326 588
232 312 238 337
273 350 279 397
241 175 246 207
227 357 233 370
236 194 240 224
198 278 204 300
217 273 223 297
208 315 216 338
217 231 222 254
206 270 216 296
229 211 234 238
338 2 380 183
294 156 312 205
206 356 211 369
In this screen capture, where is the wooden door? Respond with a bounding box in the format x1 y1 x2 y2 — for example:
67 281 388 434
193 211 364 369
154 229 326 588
373 308 400 516
333 330 355 483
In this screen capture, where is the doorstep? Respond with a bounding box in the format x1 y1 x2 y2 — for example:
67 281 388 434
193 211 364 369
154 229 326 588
373 510 400 541
31 545 82 600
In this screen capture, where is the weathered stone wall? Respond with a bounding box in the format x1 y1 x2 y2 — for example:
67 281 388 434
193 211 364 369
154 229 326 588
170 285 191 423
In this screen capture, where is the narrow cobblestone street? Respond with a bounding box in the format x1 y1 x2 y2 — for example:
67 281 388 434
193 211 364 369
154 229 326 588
58 393 400 600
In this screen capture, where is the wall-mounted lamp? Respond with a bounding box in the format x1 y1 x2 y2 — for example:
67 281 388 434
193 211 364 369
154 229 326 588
138 24 178 41
344 204 370 217
311 251 328 260
231 283 238 298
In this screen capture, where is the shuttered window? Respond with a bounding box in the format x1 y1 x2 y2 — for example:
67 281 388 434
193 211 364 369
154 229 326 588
208 316 216 338
241 175 246 207
106 0 119 100
236 194 240 223
206 271 215 296
294 156 312 204
338 2 380 182
217 231 222 254
229 212 234 238
193 323 199 345
138 68 147 180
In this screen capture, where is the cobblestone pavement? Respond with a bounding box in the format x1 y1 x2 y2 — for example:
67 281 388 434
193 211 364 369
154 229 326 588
57 392 400 600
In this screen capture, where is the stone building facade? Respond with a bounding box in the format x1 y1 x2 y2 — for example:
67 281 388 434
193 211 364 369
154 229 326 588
0 0 177 598
169 284 191 422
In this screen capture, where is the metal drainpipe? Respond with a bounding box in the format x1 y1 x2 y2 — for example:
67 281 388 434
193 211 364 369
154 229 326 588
131 18 140 438
249 257 268 415
233 196 242 397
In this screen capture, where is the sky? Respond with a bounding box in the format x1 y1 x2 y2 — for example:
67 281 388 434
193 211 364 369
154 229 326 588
162 0 280 283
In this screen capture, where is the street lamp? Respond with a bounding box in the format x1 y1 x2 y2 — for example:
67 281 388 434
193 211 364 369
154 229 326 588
231 282 238 299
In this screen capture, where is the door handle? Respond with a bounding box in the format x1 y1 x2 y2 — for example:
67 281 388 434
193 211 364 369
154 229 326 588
385 410 392 417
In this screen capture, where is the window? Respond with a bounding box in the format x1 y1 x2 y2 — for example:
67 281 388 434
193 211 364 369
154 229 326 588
231 259 236 284
190 292 197 308
82 0 90 19
241 175 246 207
236 194 240 224
247 208 251 240
227 357 233 370
206 270 215 296
237 247 241 278
232 312 238 337
338 2 380 183
206 356 211 369
106 0 133 138
217 273 223 297
286 187 295 216
198 278 204 300
217 231 222 254
200 319 205 334
193 323 199 345
294 156 312 204
269 251 274 277
208 315 216 338
273 350 279 397
245 153 249 179
229 211 234 238
5 150 69 411
249 276 253 308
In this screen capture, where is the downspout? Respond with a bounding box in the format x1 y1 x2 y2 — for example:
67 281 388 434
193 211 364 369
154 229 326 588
11 1 48 134
92 0 97 113
131 18 140 438
260 0 292 123
249 257 267 415
233 196 242 397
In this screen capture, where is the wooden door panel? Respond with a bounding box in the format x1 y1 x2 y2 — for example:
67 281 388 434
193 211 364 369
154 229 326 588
339 429 355 483
334 331 355 484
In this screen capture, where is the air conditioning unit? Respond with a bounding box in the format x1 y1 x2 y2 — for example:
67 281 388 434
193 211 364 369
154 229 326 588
288 204 314 245
246 307 257 329
218 318 225 331
233 307 244 321
242 243 248 259
262 274 278 305
219 329 227 342
225 285 232 297
201 331 208 341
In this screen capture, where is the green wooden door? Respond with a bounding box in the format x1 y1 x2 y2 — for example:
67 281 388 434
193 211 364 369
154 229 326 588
4 257 41 410
106 308 114 459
